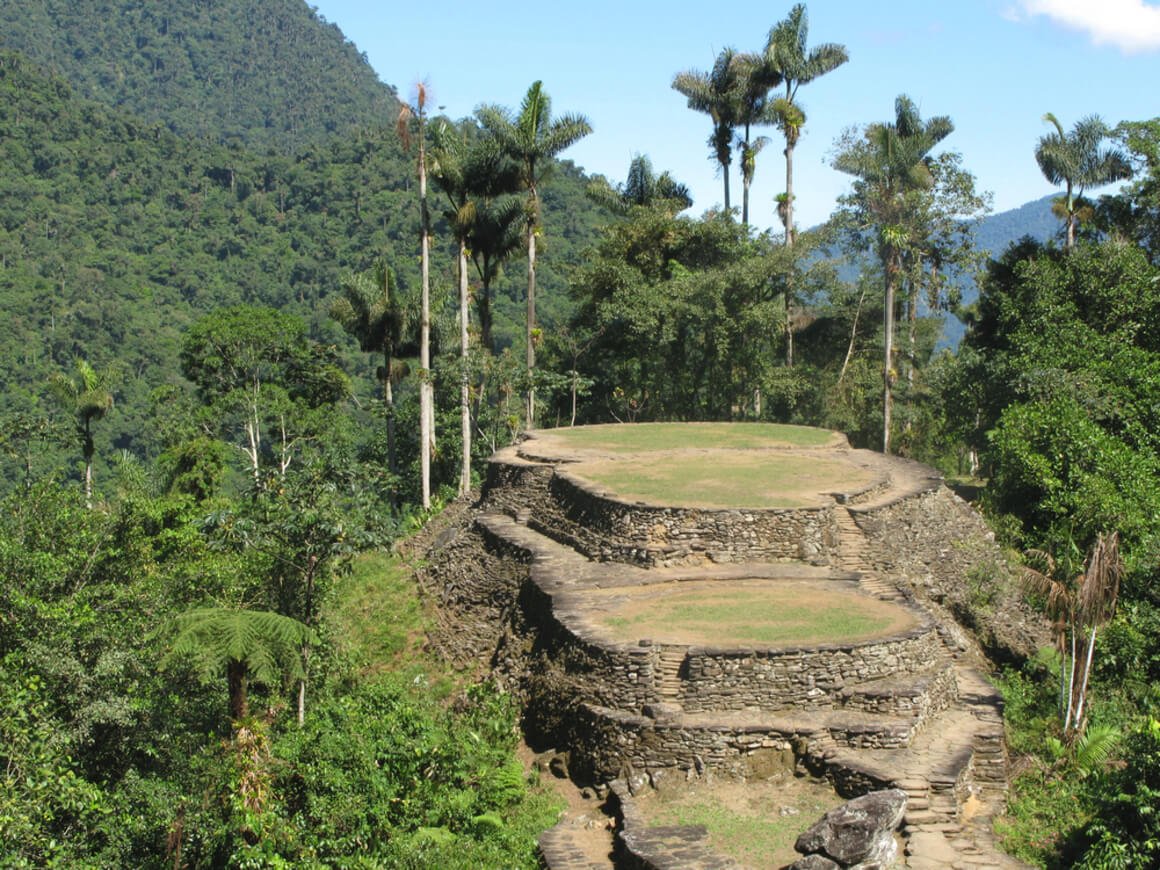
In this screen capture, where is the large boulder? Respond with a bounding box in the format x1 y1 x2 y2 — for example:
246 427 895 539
793 789 907 868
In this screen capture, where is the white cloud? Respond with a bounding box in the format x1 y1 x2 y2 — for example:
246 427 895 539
1016 0 1160 52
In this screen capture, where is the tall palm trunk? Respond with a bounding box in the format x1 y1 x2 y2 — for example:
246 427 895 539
784 139 796 247
479 281 494 355
525 217 537 429
82 421 94 509
722 162 731 215
381 353 397 508
458 238 471 496
783 138 797 366
419 122 432 509
882 250 899 454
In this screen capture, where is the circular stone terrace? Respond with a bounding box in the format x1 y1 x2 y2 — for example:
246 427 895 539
519 421 903 509
469 424 1012 868
487 422 942 657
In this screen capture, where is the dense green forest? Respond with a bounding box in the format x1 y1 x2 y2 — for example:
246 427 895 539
2 0 1160 866
0 0 398 152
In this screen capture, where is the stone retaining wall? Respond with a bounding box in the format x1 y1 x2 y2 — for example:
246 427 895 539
569 703 809 784
838 663 959 721
518 578 660 713
546 470 837 567
679 624 941 713
483 450 840 568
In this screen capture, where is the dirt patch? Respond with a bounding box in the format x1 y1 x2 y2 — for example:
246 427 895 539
584 578 918 646
632 773 845 869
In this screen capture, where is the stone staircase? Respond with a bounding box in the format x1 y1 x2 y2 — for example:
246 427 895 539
656 647 686 701
834 505 903 601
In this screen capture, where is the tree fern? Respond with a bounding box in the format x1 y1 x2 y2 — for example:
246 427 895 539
158 607 317 720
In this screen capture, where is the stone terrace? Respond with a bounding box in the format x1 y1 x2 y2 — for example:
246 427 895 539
421 426 1027 869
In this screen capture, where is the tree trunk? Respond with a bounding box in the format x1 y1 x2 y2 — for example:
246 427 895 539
419 117 432 509
525 217 537 429
784 140 795 247
458 238 471 496
1065 182 1076 250
228 660 248 721
1065 628 1077 732
838 283 868 387
382 354 397 509
882 256 897 454
297 641 311 727
83 420 94 509
721 156 731 215
785 288 794 368
1073 625 1099 733
479 278 494 355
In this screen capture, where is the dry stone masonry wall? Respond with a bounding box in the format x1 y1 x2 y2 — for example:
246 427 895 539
425 429 1027 869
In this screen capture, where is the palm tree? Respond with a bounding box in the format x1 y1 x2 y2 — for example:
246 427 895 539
477 81 591 429
1023 532 1124 736
329 261 409 498
1035 113 1132 249
49 359 114 508
673 48 744 215
430 120 520 495
732 52 781 228
397 83 435 508
586 154 692 215
764 4 849 248
470 195 525 354
833 95 953 453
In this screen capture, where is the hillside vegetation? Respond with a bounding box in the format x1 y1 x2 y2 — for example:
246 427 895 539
0 0 397 151
2 0 1159 866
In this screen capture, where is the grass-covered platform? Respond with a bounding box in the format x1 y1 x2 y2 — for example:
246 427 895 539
531 421 843 453
520 422 882 510
585 578 918 646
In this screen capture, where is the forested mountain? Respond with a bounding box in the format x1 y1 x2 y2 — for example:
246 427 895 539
0 50 609 484
0 0 396 152
4 1 1159 865
974 195 1057 254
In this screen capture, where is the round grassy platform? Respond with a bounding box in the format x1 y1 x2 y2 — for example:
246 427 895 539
532 422 841 454
568 452 875 509
585 579 917 647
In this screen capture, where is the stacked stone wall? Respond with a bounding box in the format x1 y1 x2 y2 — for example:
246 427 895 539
569 703 807 784
484 452 841 568
518 578 659 713
548 471 837 566
838 663 959 725
679 626 941 713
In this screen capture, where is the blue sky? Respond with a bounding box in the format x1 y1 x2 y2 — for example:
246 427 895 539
312 0 1160 232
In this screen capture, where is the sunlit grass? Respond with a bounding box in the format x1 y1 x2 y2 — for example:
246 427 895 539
324 550 428 676
571 453 873 508
593 582 914 646
538 422 837 453
640 780 843 868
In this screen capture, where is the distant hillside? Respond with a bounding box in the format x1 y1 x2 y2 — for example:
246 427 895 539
0 0 397 152
0 52 610 478
974 195 1058 258
940 195 1058 346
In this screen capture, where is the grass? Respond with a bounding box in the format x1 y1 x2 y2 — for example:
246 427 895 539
592 582 914 646
639 779 843 868
323 550 430 677
570 453 875 508
537 422 837 453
